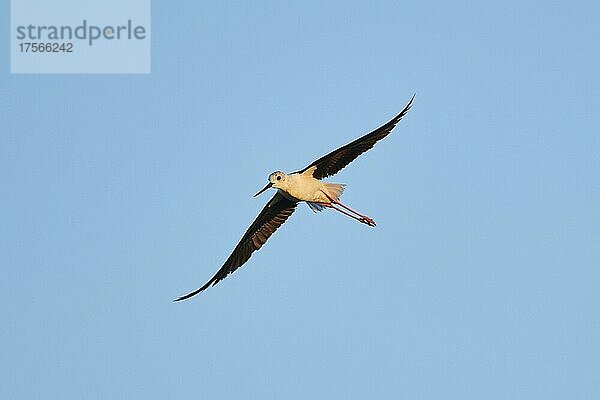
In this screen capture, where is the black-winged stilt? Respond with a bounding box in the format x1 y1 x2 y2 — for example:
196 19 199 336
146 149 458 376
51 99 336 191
175 95 414 301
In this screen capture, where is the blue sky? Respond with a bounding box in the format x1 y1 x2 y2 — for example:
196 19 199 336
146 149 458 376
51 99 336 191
1 1 599 398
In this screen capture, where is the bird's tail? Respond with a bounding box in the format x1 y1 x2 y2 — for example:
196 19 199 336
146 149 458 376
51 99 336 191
322 183 345 202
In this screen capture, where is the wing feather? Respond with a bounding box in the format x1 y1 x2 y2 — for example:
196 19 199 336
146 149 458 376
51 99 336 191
174 192 297 301
296 95 414 179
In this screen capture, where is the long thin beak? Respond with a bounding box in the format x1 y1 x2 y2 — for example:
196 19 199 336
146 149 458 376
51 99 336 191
254 182 273 197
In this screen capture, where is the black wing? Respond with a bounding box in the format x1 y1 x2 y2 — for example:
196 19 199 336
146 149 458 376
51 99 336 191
296 95 414 179
174 192 298 301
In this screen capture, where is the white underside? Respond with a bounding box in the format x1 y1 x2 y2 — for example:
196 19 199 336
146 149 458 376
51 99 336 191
278 171 345 209
306 182 346 212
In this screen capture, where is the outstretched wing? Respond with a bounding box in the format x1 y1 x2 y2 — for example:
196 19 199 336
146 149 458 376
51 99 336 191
174 192 297 301
296 95 414 180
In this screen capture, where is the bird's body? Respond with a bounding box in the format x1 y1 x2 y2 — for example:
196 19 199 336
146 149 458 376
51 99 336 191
271 167 345 204
175 95 415 301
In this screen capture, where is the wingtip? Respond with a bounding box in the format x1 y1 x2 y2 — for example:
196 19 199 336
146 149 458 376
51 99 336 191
173 287 205 302
173 293 193 302
173 276 219 302
394 94 416 122
173 293 192 302
406 93 416 108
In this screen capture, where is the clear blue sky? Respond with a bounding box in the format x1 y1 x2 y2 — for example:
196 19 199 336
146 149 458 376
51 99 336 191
2 1 599 399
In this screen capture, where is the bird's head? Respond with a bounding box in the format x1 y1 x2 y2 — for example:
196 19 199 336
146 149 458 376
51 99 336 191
254 171 288 197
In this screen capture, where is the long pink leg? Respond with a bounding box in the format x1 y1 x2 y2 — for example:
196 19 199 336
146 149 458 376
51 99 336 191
319 203 375 226
319 191 376 227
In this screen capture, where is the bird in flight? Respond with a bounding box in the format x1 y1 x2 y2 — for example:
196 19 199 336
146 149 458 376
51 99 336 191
175 95 415 301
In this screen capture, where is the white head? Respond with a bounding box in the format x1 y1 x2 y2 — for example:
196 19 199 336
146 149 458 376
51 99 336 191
254 171 288 197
